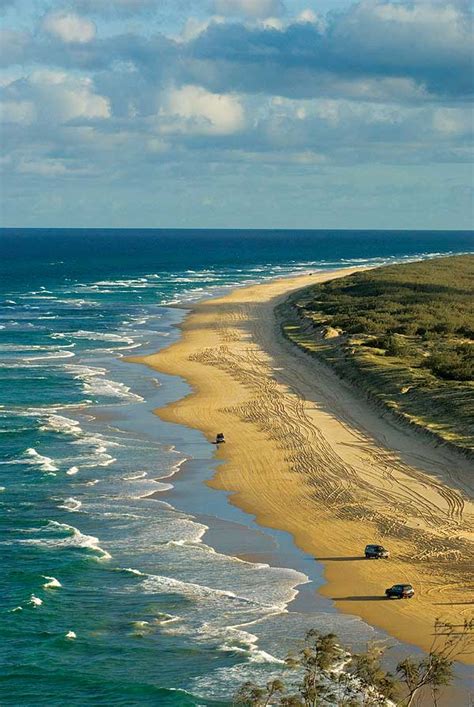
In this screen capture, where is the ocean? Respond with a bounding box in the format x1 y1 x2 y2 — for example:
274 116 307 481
1 229 473 706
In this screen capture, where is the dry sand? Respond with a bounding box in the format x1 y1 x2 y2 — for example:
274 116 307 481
134 269 474 660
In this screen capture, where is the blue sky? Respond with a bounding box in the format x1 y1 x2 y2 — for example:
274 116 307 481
1 0 473 229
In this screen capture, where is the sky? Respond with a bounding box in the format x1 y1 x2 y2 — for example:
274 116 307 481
0 0 473 229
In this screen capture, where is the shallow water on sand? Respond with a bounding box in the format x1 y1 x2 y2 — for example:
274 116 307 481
1 229 472 704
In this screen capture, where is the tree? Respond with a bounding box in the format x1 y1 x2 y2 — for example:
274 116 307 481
395 619 474 707
349 643 399 705
234 679 285 706
286 630 343 706
233 621 473 706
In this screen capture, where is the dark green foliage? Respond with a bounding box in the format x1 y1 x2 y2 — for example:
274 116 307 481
305 256 474 349
234 621 473 706
301 256 474 382
427 344 474 381
383 335 409 358
279 255 474 453
235 679 285 706
349 644 399 703
395 619 474 707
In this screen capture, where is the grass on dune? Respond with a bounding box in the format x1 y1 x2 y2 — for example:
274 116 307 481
277 255 474 455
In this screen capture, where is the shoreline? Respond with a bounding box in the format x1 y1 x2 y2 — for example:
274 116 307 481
133 268 473 662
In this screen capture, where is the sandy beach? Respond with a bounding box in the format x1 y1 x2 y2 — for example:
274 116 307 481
136 268 474 661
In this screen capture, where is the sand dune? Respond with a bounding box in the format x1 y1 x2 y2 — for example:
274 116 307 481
137 269 474 660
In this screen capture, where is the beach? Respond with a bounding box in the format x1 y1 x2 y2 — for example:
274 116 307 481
138 267 474 661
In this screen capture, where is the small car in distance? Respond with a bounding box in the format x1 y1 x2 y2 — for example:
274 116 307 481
385 584 414 599
365 544 389 559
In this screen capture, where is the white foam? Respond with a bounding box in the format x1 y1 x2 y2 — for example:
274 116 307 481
141 573 251 604
66 466 79 475
123 472 148 481
219 625 285 665
23 350 76 362
64 363 143 402
83 376 143 402
64 363 108 380
156 614 181 625
19 520 111 560
0 343 72 352
54 330 135 344
58 497 82 512
39 414 82 437
121 567 147 576
29 594 43 607
94 278 149 288
43 575 62 589
23 448 59 473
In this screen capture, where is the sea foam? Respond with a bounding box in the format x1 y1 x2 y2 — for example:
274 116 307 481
24 448 59 473
58 497 82 512
43 575 62 589
19 520 111 560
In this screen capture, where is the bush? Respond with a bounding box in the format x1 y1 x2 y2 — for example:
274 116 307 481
383 335 409 357
427 344 474 381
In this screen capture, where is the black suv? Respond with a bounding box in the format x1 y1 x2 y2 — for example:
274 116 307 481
365 544 389 559
385 584 414 599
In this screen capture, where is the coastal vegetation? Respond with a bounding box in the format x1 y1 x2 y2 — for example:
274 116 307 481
277 255 474 455
235 620 473 706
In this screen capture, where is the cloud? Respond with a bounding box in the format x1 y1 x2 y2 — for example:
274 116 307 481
2 70 110 123
74 0 200 18
160 84 245 135
43 11 96 43
432 107 473 137
0 99 36 124
1 0 473 230
212 0 285 18
75 0 155 15
0 29 31 66
189 1 473 98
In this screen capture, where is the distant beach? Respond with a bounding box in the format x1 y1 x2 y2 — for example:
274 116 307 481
139 267 473 662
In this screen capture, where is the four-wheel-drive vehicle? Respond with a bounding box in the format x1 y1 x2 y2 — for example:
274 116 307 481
365 544 389 559
215 433 225 444
385 584 414 599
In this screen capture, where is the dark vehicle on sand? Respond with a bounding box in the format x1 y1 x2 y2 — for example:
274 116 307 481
365 544 389 559
385 584 414 599
215 433 225 444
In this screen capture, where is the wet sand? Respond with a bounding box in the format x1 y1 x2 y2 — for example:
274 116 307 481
134 268 474 661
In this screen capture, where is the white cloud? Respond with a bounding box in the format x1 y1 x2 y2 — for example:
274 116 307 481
43 11 96 43
212 0 284 18
75 0 155 15
0 100 36 124
160 84 245 135
332 1 472 69
180 16 225 42
295 8 326 31
433 107 473 136
17 158 70 176
30 70 110 121
3 70 110 123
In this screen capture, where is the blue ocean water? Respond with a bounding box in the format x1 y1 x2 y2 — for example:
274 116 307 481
1 229 473 706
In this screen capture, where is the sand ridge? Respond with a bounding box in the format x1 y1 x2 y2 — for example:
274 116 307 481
134 269 474 660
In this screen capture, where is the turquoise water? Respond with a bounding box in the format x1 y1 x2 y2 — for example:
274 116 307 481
1 230 473 706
